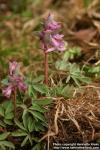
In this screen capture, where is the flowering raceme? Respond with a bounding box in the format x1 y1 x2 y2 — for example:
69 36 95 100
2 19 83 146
2 61 27 98
40 14 66 53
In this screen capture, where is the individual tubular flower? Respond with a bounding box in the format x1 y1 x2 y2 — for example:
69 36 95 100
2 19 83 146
40 14 66 53
46 34 65 52
2 85 12 98
9 61 18 76
2 61 27 98
44 14 61 31
10 75 27 92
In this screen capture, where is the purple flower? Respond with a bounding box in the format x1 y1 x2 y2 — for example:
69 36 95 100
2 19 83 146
11 75 27 92
44 14 61 31
2 61 27 98
9 61 18 76
2 85 12 98
47 34 65 52
39 14 66 53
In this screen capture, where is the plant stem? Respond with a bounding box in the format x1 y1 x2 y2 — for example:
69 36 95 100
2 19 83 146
0 128 4 132
44 52 48 85
13 90 16 117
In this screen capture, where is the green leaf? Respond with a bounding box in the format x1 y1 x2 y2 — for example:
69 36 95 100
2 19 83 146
18 104 27 109
72 77 80 86
0 141 15 149
78 76 91 84
41 121 48 127
5 102 14 114
61 85 74 98
55 60 68 70
29 104 46 113
0 145 6 150
35 122 45 131
28 134 32 145
4 119 13 125
22 110 29 130
0 132 10 141
33 84 48 94
14 119 26 131
0 107 4 117
1 78 9 85
32 75 44 83
11 130 27 137
34 123 39 132
5 112 14 120
28 85 37 98
0 120 6 128
28 110 46 122
28 117 34 132
3 101 13 114
63 51 69 61
66 75 71 84
31 143 41 150
33 99 52 106
21 135 29 147
32 136 39 142
63 47 81 61
28 84 33 97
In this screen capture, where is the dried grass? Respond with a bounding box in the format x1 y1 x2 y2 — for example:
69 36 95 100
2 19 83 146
41 85 100 149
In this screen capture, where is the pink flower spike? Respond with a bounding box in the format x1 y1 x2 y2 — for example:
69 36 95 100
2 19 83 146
39 13 67 85
9 61 18 76
39 13 66 53
2 85 12 98
2 61 27 98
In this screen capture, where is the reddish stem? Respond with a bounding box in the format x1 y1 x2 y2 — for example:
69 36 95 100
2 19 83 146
0 128 4 132
13 90 16 117
44 52 48 85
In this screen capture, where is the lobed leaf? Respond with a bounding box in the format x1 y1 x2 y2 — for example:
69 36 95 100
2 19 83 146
11 130 27 137
28 117 35 132
33 84 48 94
28 110 46 122
4 119 13 125
0 132 10 141
0 141 15 149
21 135 29 147
31 143 41 150
14 119 26 131
5 112 14 120
33 98 52 106
29 104 46 113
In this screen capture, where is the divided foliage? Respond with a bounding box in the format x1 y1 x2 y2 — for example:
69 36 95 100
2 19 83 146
0 75 52 149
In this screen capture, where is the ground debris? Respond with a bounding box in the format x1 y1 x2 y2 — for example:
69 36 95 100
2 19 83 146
44 85 100 149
